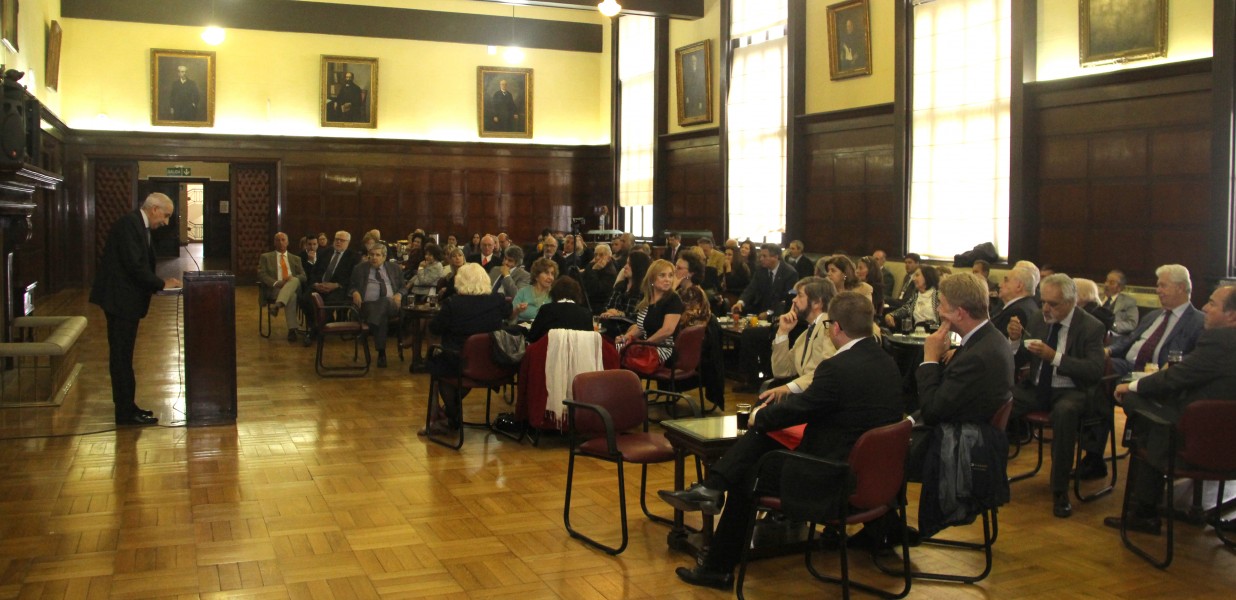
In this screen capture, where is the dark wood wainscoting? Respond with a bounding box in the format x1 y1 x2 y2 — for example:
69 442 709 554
1028 60 1214 288
798 105 899 256
659 128 723 240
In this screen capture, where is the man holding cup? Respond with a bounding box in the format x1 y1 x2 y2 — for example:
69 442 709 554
658 292 903 590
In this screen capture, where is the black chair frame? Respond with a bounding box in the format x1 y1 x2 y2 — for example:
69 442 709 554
313 297 370 377
423 344 515 451
1008 387 1120 502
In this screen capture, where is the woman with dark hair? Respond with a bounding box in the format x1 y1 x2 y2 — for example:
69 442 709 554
526 277 594 343
674 250 706 292
617 259 684 366
601 251 652 320
425 263 511 432
857 255 885 316
404 243 445 291
824 255 874 303
462 233 482 257
740 240 758 273
885 264 941 328
724 247 751 294
512 258 558 322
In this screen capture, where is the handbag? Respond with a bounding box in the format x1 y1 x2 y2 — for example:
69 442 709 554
621 343 662 376
490 328 528 366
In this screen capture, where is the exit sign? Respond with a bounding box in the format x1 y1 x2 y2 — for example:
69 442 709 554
166 166 192 176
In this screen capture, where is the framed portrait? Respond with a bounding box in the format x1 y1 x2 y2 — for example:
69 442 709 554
1 0 17 53
477 66 533 139
675 40 713 127
827 0 872 81
1080 0 1167 66
321 55 378 128
151 49 215 127
46 20 62 91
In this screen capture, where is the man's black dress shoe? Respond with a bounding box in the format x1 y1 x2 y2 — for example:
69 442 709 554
116 413 158 426
1053 493 1072 518
1071 454 1108 481
675 566 734 591
377 353 388 368
134 406 154 418
659 484 724 515
1104 515 1162 536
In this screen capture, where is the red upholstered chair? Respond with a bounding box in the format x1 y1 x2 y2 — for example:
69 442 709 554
629 324 707 417
310 292 370 377
562 369 699 555
425 333 518 450
1118 399 1236 568
735 419 914 600
513 333 620 444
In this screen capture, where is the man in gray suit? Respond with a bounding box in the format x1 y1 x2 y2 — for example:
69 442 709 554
350 244 404 368
1105 285 1236 535
1101 269 1139 335
1008 274 1108 518
1106 264 1204 376
489 245 530 298
258 232 308 342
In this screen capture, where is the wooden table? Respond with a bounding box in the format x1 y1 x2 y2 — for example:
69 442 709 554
399 304 439 372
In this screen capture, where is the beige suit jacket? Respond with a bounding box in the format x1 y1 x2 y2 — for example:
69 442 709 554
770 314 837 391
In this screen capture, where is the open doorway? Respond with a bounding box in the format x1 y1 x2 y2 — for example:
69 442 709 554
137 162 231 272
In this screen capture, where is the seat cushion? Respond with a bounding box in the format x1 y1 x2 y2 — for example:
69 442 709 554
322 322 367 334
1024 411 1051 426
579 432 674 463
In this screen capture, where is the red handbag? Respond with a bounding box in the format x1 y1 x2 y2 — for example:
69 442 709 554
621 344 662 376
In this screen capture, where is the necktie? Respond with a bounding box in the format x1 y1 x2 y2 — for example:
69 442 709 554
800 323 815 368
375 267 388 298
1103 296 1114 310
492 274 504 293
1036 322 1062 404
279 253 290 280
326 252 341 280
1134 311 1173 371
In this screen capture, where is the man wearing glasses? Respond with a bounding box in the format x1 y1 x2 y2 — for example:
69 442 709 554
350 245 404 368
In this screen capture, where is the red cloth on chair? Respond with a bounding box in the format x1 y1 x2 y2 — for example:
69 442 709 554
517 336 619 431
767 424 806 450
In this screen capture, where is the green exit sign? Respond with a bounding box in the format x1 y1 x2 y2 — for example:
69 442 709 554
166 166 192 176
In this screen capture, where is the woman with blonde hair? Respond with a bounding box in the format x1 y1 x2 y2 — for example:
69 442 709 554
617 259 683 366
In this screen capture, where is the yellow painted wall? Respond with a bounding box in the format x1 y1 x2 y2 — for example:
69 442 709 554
1037 0 1212 81
806 0 894 114
667 0 721 134
5 0 61 117
57 1 610 144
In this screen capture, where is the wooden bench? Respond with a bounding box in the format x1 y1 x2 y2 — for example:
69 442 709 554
0 315 87 406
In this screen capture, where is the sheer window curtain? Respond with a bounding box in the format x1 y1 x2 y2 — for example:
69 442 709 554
909 0 1011 258
618 15 655 238
726 0 788 243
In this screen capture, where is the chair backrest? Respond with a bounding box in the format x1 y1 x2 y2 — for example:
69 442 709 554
570 370 646 435
990 396 1014 430
1177 399 1236 472
847 419 913 511
460 332 515 382
311 292 327 324
671 325 707 374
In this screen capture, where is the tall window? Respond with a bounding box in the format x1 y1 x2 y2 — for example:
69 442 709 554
618 15 656 238
909 0 1012 258
727 0 788 243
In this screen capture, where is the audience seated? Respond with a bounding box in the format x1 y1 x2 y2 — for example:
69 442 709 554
873 249 896 300
1100 269 1139 335
580 242 618 314
1007 274 1108 518
678 285 712 331
885 264 941 329
824 255 873 304
729 243 799 391
404 243 445 295
696 236 726 291
673 249 705 294
1075 277 1116 332
530 233 564 273
349 244 404 368
437 246 467 300
600 251 650 323
991 263 1040 340
259 232 308 343
723 246 750 294
610 232 635 272
468 234 500 269
1105 264 1204 377
526 277 594 343
664 231 683 263
313 229 361 310
890 252 922 310
560 234 589 272
513 257 559 322
762 277 838 399
617 259 684 368
856 255 885 317
462 232 481 257
785 239 813 280
490 245 531 298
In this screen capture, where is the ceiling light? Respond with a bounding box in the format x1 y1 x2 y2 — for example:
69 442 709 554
201 26 225 45
597 0 622 17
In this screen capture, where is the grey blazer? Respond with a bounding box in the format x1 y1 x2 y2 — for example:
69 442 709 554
1101 292 1138 335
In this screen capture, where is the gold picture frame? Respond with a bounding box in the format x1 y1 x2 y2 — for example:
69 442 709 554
674 40 713 127
478 66 533 139
1080 0 1167 66
1 0 17 53
151 49 215 127
827 0 872 81
321 55 378 128
46 20 62 91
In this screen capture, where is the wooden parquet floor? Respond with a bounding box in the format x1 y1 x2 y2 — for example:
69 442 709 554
1 285 1233 599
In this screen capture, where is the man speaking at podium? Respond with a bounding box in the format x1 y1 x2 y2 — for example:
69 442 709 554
91 193 182 425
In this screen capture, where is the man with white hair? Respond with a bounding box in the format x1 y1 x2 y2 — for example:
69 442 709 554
1074 277 1115 331
1105 264 1204 377
1007 273 1108 518
91 193 182 426
992 263 1040 341
258 232 308 342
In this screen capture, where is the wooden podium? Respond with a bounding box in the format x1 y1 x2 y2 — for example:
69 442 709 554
184 271 237 426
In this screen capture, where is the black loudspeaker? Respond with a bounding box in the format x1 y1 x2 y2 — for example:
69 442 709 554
0 70 29 165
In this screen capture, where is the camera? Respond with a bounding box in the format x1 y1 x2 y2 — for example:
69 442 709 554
570 217 587 237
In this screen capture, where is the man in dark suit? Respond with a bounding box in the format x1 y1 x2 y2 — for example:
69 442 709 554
1104 285 1236 535
1106 264 1204 376
349 244 404 368
1007 274 1108 518
991 264 1040 343
663 231 682 264
468 234 499 270
313 230 359 307
785 240 813 280
729 243 800 391
660 292 903 590
889 252 922 310
873 249 895 301
90 193 182 426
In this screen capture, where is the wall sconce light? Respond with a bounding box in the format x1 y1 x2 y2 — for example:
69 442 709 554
597 0 622 17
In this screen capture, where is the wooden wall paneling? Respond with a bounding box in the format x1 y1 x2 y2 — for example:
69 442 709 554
92 161 138 268
659 129 722 240
231 164 276 283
